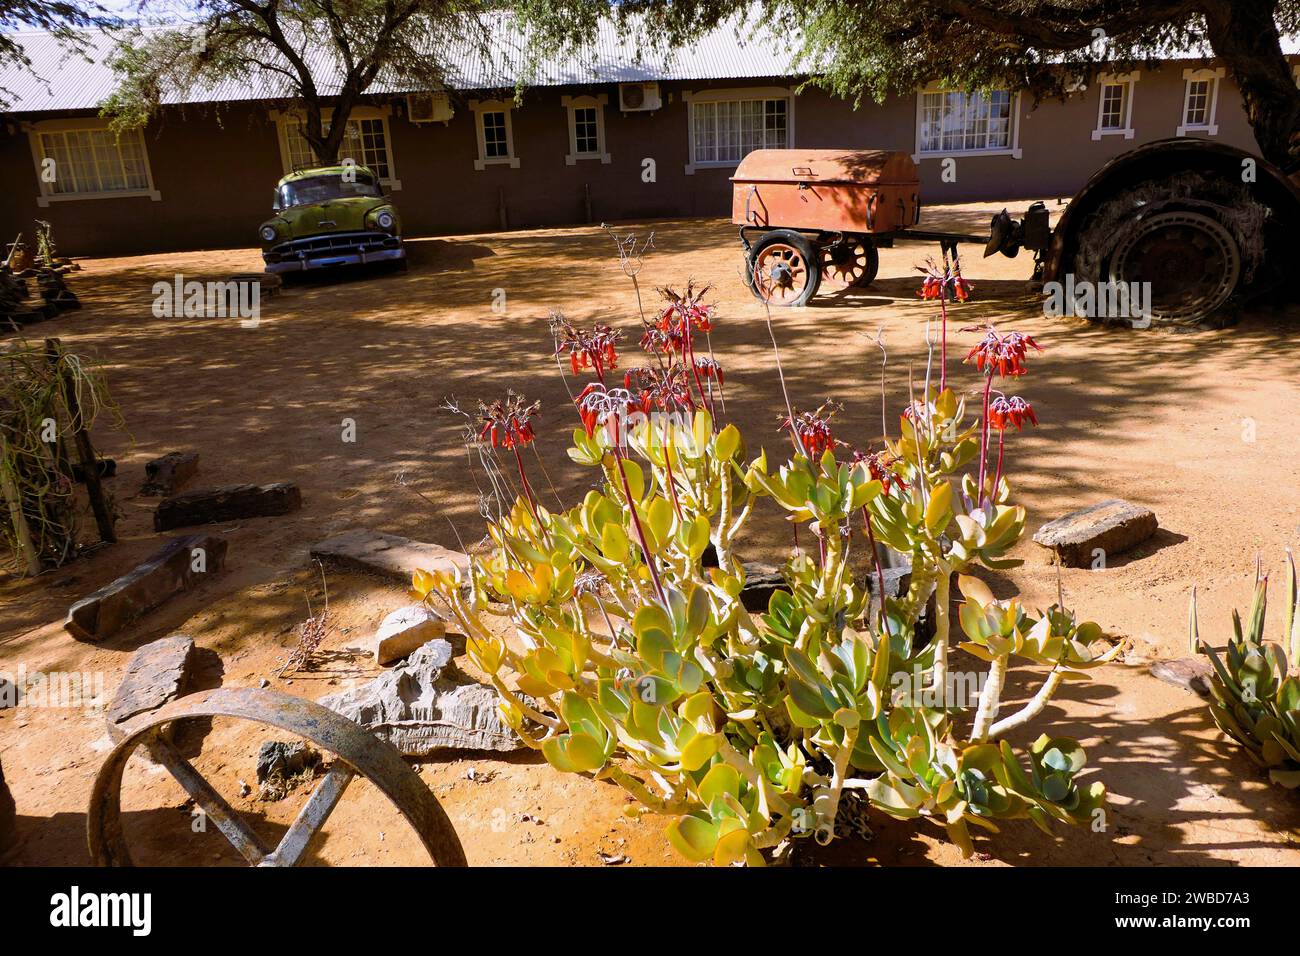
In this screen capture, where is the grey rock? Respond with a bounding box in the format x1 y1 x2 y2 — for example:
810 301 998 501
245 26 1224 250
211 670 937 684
311 528 468 583
318 640 524 755
1033 499 1158 568
256 740 323 800
739 562 786 613
65 534 228 642
106 634 197 739
1150 657 1212 697
372 604 446 665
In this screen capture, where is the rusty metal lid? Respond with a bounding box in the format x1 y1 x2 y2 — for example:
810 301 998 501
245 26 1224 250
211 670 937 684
732 149 918 185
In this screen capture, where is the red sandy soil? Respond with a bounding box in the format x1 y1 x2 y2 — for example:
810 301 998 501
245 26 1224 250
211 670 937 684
3 201 1300 867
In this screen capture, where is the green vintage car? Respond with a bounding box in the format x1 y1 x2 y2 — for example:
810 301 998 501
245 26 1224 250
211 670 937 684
259 165 406 274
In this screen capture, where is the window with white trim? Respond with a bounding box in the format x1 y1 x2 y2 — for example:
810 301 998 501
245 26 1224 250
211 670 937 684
1091 72 1138 140
1178 67 1223 136
281 117 391 179
28 122 159 204
562 94 610 164
690 97 788 165
471 99 519 170
919 89 1015 154
273 108 400 188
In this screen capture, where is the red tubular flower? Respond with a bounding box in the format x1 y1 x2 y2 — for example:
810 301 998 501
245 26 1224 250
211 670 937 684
554 321 621 376
852 448 905 495
965 326 1042 377
693 357 724 386
988 395 1038 431
781 401 845 460
478 393 541 449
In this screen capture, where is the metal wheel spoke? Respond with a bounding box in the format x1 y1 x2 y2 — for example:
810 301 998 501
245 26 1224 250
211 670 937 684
145 736 271 865
263 764 356 867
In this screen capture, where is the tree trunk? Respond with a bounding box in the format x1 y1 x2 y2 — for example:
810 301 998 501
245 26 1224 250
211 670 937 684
1200 0 1300 172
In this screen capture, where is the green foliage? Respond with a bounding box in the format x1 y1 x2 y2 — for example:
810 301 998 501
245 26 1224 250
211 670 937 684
419 387 1116 863
1192 558 1300 789
99 0 494 162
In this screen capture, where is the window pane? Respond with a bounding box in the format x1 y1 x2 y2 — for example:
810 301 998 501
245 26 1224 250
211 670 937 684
573 106 599 154
691 96 789 164
920 89 1013 152
1185 80 1210 126
483 111 508 158
38 128 150 194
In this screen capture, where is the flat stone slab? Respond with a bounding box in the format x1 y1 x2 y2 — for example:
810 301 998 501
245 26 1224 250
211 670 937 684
311 529 468 583
154 482 301 531
1032 499 1158 568
106 634 197 740
140 451 199 497
65 534 228 642
372 604 447 665
319 640 525 755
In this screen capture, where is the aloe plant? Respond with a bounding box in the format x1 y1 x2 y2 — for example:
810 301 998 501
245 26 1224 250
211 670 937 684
1191 555 1300 789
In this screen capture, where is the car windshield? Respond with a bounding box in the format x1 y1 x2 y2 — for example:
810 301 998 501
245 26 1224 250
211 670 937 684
276 174 381 208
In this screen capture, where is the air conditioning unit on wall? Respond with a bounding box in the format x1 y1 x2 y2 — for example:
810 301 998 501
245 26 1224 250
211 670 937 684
406 92 454 124
618 82 662 112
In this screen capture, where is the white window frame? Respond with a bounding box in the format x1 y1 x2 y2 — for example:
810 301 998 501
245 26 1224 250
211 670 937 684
271 106 401 190
24 118 161 207
470 99 520 170
682 86 795 175
1091 71 1139 140
561 94 610 165
1177 67 1223 137
913 84 1023 160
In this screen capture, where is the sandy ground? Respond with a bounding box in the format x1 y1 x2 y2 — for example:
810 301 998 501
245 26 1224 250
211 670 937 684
3 200 1300 867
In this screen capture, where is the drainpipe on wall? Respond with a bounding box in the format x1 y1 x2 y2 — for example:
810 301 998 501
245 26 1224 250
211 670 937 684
584 183 592 224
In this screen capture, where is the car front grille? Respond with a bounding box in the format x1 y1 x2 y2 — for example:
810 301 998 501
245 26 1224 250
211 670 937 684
267 231 399 259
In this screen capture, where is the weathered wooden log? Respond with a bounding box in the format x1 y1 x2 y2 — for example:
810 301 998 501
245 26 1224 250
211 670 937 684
154 482 301 531
140 451 199 497
64 534 228 642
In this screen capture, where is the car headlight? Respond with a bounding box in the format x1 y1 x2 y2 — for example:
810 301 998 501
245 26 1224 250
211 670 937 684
260 225 278 243
376 210 394 230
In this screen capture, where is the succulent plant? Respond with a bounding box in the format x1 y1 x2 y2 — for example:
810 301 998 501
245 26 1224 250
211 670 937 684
416 391 1116 864
1191 556 1300 789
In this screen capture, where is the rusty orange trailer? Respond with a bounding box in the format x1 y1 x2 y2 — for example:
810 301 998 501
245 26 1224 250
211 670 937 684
732 148 1048 307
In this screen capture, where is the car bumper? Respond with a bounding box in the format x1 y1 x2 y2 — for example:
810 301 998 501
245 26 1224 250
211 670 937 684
262 232 405 273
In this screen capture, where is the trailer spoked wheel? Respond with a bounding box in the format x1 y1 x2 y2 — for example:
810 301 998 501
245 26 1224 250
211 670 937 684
820 236 879 289
748 230 821 307
1107 210 1241 324
87 687 468 867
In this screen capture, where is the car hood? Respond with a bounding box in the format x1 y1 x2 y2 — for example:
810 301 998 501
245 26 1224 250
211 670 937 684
267 196 389 240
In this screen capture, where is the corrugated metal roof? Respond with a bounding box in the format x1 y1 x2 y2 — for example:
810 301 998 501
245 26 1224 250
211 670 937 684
1 16 1295 115
0 14 802 113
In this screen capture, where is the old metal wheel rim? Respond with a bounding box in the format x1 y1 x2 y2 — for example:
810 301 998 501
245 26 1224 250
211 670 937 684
754 242 810 304
1110 210 1241 324
87 687 467 867
820 241 870 289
